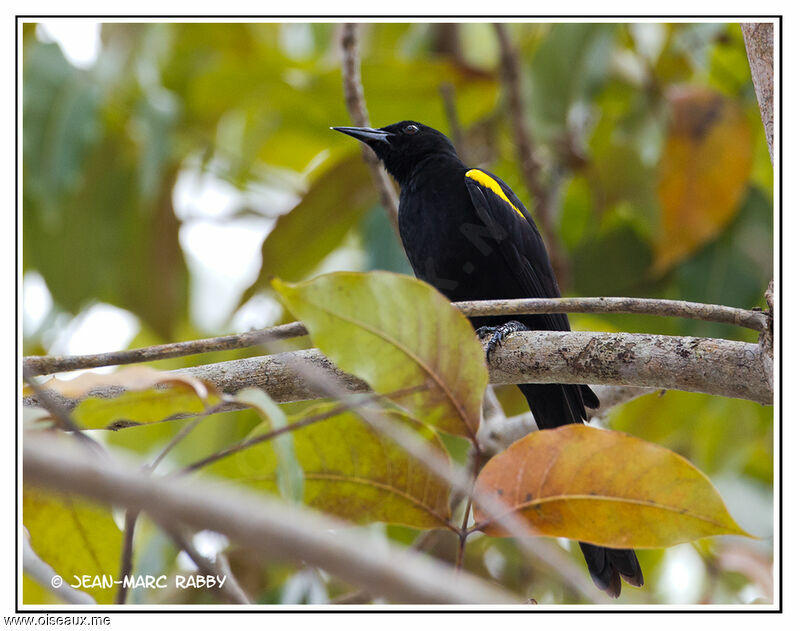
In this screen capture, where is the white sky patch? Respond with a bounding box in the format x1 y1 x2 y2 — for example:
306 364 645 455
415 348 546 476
180 218 272 332
22 271 53 334
173 167 243 221
37 21 101 69
58 304 139 356
45 304 140 376
658 544 705 603
173 160 299 222
173 161 302 332
231 293 283 332
175 531 230 572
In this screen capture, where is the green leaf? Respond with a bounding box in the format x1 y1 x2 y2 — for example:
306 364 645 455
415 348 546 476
241 156 376 304
235 388 304 503
572 220 653 296
674 186 772 340
272 271 487 438
207 406 452 529
474 425 752 548
23 37 188 338
23 486 122 604
23 42 102 222
528 23 617 138
608 390 773 485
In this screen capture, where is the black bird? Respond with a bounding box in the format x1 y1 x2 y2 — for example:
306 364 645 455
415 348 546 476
333 120 643 598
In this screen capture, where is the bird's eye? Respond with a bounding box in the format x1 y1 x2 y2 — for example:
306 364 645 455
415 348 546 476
403 124 419 135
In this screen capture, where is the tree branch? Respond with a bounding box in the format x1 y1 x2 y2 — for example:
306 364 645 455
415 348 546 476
741 22 774 164
23 322 308 377
487 331 771 405
740 23 775 395
23 296 767 376
340 23 400 234
114 510 138 604
23 437 517 605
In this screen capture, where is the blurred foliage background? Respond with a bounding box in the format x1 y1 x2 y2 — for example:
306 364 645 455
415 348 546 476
22 21 773 605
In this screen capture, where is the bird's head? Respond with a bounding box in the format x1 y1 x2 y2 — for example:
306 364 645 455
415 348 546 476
332 121 458 184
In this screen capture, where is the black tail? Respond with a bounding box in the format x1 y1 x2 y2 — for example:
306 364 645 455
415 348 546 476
519 382 643 598
579 543 644 598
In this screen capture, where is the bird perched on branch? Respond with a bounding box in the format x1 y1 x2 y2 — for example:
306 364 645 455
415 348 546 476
333 120 643 598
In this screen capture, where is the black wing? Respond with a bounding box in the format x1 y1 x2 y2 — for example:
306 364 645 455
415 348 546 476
463 168 568 330
463 168 599 420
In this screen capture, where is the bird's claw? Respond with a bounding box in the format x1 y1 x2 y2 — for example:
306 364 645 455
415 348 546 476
476 320 529 359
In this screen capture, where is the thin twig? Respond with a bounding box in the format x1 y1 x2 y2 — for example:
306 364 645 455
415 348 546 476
440 82 466 157
24 436 519 604
493 23 567 284
22 367 103 452
147 402 227 473
23 297 768 376
216 553 250 604
114 510 139 604
587 386 661 422
455 296 768 331
177 384 427 476
340 23 400 235
116 405 222 604
23 321 308 376
455 445 482 572
455 496 473 572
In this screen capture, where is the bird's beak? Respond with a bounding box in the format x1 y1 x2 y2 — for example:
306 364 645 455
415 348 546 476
331 126 392 145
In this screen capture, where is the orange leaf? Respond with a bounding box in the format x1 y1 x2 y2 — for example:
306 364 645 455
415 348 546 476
655 86 753 271
474 425 751 549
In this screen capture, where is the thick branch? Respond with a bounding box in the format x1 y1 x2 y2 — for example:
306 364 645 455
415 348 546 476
488 331 771 405
340 23 400 233
25 331 772 412
23 297 767 376
741 23 774 163
23 437 517 604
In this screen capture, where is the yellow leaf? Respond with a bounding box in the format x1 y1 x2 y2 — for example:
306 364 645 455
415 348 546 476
207 406 452 529
474 425 751 548
33 367 221 429
23 486 122 604
655 86 753 271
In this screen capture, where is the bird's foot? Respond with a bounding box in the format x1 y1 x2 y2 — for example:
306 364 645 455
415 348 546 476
476 320 529 359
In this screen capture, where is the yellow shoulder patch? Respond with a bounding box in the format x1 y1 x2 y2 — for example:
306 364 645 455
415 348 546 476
465 169 526 219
